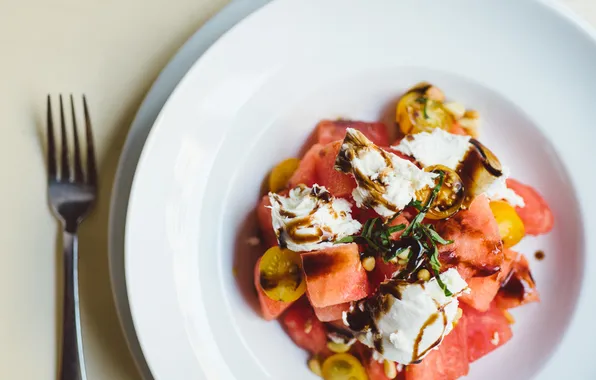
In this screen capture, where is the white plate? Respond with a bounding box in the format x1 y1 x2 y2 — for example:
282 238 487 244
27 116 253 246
125 1 596 379
108 1 270 378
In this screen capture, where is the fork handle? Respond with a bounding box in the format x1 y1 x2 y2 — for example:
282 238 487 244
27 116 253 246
59 230 87 380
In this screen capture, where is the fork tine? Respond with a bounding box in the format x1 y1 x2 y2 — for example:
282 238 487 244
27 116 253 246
70 95 84 182
59 95 70 181
46 95 57 180
82 95 97 186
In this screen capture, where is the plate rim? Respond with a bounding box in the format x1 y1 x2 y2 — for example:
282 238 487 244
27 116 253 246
107 1 271 378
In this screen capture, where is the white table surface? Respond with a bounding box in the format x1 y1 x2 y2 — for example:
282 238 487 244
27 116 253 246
0 1 594 379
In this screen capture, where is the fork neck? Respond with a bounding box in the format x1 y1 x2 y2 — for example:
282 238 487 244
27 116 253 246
64 221 79 234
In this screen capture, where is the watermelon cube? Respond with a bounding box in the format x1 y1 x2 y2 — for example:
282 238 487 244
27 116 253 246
288 143 322 188
437 195 504 280
280 299 329 355
495 254 540 309
405 316 469 380
313 302 350 322
254 258 292 320
317 119 390 146
462 302 513 362
506 179 554 236
459 248 518 312
301 243 369 308
315 141 357 198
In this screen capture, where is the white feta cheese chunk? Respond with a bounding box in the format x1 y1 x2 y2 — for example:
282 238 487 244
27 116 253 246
483 166 526 207
269 184 361 252
336 128 438 218
392 128 471 170
346 268 469 365
392 129 525 207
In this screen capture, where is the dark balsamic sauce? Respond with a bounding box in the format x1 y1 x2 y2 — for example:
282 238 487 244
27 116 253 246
534 250 545 261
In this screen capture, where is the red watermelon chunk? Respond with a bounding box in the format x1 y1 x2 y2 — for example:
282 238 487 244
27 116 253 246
288 144 322 188
506 179 554 236
317 119 390 146
460 248 519 312
368 258 399 294
315 141 357 198
405 315 469 380
281 299 329 355
366 358 405 380
495 254 540 309
301 243 369 308
436 195 504 280
462 302 513 362
254 258 292 320
352 205 380 224
313 302 350 322
256 195 279 249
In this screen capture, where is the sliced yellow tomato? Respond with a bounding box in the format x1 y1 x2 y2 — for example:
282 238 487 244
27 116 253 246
417 165 465 220
269 158 300 193
396 83 453 135
259 246 306 303
322 353 368 380
489 201 525 248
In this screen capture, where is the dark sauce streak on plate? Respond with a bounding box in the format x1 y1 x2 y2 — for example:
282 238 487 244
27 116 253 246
535 250 545 261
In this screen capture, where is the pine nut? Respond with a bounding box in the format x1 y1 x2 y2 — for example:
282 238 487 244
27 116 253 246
384 360 398 379
362 257 376 272
308 357 322 377
327 341 350 353
417 269 431 281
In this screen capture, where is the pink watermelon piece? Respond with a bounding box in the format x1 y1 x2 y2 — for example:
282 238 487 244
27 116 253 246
368 258 399 294
436 195 504 280
280 299 329 355
288 144 322 188
313 302 350 322
462 302 513 362
315 141 357 198
405 316 469 380
495 254 540 309
256 195 279 249
506 179 554 236
460 248 518 312
253 258 293 320
317 119 390 146
301 243 369 308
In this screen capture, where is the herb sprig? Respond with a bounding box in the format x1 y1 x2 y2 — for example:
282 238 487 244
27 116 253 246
338 171 454 296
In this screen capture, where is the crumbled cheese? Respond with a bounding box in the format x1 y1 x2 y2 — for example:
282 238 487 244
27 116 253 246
393 128 471 170
269 184 361 252
337 128 437 218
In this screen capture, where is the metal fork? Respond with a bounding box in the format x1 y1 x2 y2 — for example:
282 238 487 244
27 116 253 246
47 95 97 380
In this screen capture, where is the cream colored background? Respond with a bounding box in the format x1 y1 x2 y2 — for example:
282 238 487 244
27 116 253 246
0 1 593 379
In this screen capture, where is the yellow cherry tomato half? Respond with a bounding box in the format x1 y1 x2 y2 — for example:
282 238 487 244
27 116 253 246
416 165 465 220
322 353 369 380
396 86 453 135
259 246 306 303
269 158 300 193
489 201 526 248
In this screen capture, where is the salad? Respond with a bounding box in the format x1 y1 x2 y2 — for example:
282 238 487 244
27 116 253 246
251 83 553 380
